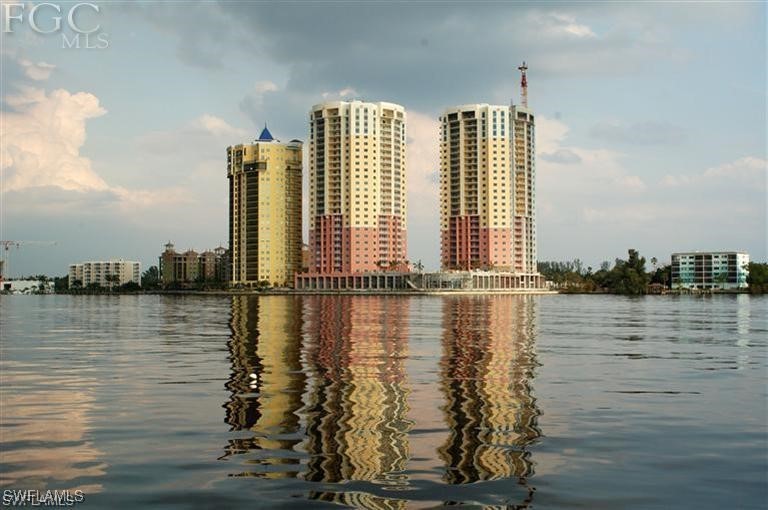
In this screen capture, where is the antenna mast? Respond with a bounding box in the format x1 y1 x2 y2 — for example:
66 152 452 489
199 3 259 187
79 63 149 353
518 61 528 108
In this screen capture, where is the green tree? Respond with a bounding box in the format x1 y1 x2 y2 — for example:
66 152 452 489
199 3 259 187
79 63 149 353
105 274 120 290
605 249 649 295
54 276 69 293
650 265 671 287
142 266 160 289
119 281 141 292
746 262 768 294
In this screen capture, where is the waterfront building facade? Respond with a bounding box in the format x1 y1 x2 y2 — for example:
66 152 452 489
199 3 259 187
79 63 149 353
439 104 536 273
68 260 141 288
227 127 303 287
307 101 407 274
671 251 749 290
512 104 537 273
159 242 228 287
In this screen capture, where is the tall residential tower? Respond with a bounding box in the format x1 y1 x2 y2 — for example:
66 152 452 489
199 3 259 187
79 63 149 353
227 126 302 287
308 101 407 274
440 64 536 273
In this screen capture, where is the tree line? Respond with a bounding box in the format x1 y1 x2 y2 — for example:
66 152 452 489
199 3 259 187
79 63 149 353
538 249 767 295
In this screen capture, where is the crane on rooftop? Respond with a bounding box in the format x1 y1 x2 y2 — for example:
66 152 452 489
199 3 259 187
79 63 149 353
518 61 529 108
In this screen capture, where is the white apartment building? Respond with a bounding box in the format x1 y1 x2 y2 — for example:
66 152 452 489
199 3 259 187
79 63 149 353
671 252 749 289
68 260 141 288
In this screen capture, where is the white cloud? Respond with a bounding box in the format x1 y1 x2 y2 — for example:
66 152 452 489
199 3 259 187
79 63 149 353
192 114 249 138
321 87 358 100
254 80 279 94
703 156 766 182
1 86 188 210
661 156 767 188
18 59 56 81
548 12 597 38
537 115 646 194
406 111 440 214
2 87 108 192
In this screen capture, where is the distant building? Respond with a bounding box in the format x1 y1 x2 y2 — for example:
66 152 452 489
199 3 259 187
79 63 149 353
1 279 54 294
227 126 302 287
159 242 227 287
671 252 749 290
68 260 141 288
308 101 408 274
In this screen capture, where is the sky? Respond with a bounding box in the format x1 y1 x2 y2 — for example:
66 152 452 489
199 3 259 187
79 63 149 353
1 1 766 277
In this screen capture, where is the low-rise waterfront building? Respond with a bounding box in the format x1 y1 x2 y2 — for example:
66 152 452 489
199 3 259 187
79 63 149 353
1 279 54 294
294 270 545 292
68 260 141 288
671 251 749 290
159 242 228 287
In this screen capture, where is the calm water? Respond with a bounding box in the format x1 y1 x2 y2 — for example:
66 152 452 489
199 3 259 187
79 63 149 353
0 294 766 509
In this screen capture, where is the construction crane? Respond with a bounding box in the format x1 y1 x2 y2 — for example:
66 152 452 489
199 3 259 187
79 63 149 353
0 240 58 282
518 61 528 107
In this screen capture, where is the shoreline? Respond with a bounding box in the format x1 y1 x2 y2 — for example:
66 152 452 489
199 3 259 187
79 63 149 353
9 289 757 297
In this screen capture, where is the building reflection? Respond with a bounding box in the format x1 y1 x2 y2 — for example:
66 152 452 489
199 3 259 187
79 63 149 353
222 295 306 478
439 295 541 486
302 296 412 487
221 294 541 507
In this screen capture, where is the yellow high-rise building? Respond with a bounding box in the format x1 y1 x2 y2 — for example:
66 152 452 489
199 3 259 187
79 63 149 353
227 126 302 287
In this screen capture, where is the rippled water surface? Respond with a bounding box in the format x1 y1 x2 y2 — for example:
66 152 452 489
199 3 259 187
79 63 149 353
1 294 766 509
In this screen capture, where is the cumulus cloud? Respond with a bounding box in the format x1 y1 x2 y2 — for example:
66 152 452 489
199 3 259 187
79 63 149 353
1 86 190 212
537 116 646 194
2 87 108 192
661 156 767 188
540 148 581 164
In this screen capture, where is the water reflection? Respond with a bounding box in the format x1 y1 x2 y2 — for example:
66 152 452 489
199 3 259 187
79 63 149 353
303 296 412 485
222 294 540 506
223 295 306 478
0 363 106 492
439 296 541 486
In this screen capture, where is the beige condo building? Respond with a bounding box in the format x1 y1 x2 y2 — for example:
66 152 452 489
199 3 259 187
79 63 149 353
227 126 302 287
439 103 536 273
68 259 141 288
308 101 407 274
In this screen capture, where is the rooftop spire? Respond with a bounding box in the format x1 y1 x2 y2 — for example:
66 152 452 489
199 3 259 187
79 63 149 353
257 123 274 142
518 61 528 108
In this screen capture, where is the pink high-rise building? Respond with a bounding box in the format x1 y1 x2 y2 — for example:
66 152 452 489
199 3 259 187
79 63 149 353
308 101 407 274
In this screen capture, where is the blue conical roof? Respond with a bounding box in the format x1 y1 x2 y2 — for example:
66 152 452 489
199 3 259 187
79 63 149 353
257 124 274 141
